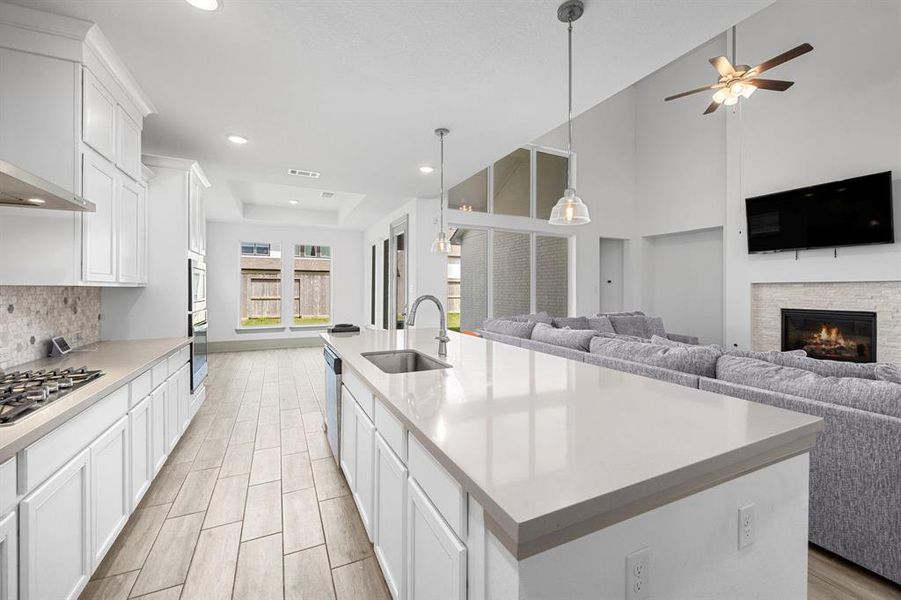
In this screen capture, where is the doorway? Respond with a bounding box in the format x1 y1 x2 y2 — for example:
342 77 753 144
389 216 409 332
599 237 625 313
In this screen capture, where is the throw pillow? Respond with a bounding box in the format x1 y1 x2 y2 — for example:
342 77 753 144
531 322 596 352
588 316 615 334
482 319 536 339
553 316 590 329
590 336 722 378
609 315 667 339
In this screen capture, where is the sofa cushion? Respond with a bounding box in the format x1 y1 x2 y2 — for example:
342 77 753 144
651 335 723 352
508 311 553 325
727 349 882 380
520 338 589 361
595 332 651 344
590 336 722 378
609 315 667 339
596 311 645 317
482 319 536 339
715 355 901 419
587 316 615 334
531 322 596 352
875 363 901 384
583 353 700 389
552 316 590 330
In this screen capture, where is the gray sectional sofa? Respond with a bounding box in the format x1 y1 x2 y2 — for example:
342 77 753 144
478 312 901 585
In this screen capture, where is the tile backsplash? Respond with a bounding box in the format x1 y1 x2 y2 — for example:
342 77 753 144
0 286 101 370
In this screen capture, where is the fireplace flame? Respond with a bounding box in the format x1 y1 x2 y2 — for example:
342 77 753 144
809 324 846 347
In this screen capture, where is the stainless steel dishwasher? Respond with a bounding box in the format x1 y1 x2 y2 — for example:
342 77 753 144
323 346 342 466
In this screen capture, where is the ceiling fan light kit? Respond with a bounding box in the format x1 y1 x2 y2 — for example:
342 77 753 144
664 36 813 115
549 0 591 226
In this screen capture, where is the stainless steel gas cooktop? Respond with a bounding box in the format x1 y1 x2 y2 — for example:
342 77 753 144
0 367 104 426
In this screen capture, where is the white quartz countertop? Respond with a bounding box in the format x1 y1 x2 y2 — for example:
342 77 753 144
0 337 192 463
322 328 823 559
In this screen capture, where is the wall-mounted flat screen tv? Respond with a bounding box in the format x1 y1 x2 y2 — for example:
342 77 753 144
746 171 894 254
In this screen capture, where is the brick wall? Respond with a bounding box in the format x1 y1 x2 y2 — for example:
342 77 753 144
491 231 531 319
536 236 568 317
751 281 901 362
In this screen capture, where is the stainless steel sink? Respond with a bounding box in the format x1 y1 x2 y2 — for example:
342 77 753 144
361 350 451 374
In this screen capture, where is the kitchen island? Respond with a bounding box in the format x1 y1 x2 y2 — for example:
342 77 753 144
323 328 823 600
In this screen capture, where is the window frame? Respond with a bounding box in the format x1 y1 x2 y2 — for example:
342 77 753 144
236 241 285 331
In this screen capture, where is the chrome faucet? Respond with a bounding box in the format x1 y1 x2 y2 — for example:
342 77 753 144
407 294 450 357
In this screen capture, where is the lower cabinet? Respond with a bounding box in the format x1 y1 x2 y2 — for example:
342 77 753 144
340 389 357 489
128 394 153 509
353 401 375 539
406 479 466 600
374 434 407 600
150 384 167 474
0 510 17 600
165 376 180 452
90 416 129 568
19 448 91 600
177 365 191 434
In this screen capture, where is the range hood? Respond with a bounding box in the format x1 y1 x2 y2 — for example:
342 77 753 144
0 160 94 212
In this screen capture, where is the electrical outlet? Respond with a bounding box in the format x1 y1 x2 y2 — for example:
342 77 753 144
626 547 650 600
738 503 755 549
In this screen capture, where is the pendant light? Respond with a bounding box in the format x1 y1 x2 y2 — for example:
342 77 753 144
430 127 453 253
549 0 591 226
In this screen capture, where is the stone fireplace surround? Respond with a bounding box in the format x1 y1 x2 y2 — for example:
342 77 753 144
751 282 901 363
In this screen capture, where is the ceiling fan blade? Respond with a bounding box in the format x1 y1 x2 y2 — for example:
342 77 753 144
703 100 721 115
749 43 813 75
664 83 725 102
709 55 736 77
746 78 795 91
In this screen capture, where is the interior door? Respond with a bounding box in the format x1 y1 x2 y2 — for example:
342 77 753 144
599 237 625 313
390 217 409 332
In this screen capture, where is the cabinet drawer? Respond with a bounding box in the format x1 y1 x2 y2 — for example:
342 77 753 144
407 433 466 539
167 346 190 375
19 386 129 494
130 370 152 407
343 368 373 420
374 399 405 462
0 457 16 515
151 359 168 389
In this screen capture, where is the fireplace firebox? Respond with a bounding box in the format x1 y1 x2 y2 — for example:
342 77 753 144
781 309 877 363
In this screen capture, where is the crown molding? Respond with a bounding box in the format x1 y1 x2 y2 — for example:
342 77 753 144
84 25 156 117
143 154 211 188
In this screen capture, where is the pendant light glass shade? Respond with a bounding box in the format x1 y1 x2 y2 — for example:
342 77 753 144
550 0 591 226
549 188 591 225
431 128 453 254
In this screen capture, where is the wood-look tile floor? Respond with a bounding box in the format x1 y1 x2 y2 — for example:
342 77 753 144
80 347 390 600
79 348 901 600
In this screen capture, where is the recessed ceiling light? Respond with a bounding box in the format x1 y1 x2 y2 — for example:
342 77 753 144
185 0 219 10
227 134 248 145
419 166 434 174
289 200 299 205
27 198 45 205
288 168 320 179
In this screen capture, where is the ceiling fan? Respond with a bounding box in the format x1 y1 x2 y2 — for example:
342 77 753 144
665 42 813 115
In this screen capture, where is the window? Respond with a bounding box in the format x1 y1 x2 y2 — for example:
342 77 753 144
448 168 488 213
293 244 331 326
493 149 531 217
536 151 569 220
240 242 282 327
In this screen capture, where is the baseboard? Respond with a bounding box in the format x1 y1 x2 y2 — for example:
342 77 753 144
208 337 324 353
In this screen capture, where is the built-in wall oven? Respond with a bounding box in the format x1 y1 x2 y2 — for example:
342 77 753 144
189 259 208 391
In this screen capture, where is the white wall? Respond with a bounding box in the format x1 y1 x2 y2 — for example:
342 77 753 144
207 221 364 343
645 227 724 344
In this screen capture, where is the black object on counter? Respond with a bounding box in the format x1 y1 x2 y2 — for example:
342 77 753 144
328 323 360 333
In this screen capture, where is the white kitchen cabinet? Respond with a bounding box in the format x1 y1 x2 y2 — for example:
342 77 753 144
165 376 180 453
375 434 407 600
406 479 466 600
19 448 91 600
150 384 168 475
340 388 357 489
128 394 153 510
117 175 146 284
89 416 129 569
82 67 116 162
81 149 118 283
188 171 206 256
354 401 376 539
178 364 191 434
115 105 141 181
0 510 17 600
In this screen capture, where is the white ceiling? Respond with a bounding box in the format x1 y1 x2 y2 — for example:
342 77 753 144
16 0 772 229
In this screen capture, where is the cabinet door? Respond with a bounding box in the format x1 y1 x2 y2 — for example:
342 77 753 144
178 365 191 434
129 394 153 509
117 175 145 283
406 479 466 600
82 150 118 282
0 510 17 600
340 389 356 489
82 68 116 161
165 376 180 452
375 434 407 600
354 401 375 539
115 106 141 180
90 416 129 568
20 448 91 600
188 173 200 255
197 183 206 255
150 385 167 474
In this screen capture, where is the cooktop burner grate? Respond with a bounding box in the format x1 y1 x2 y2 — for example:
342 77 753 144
0 367 104 426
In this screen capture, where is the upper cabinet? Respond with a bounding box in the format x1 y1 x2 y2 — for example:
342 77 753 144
0 4 156 286
188 170 206 257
